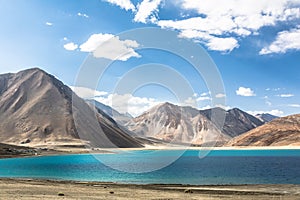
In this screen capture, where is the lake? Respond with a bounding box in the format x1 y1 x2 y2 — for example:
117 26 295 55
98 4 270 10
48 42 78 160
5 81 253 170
0 149 299 185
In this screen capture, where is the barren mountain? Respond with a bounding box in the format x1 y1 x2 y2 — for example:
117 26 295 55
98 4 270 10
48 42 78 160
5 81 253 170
0 68 142 148
86 99 132 125
126 102 230 146
255 113 278 123
200 108 264 137
227 114 300 146
126 103 266 146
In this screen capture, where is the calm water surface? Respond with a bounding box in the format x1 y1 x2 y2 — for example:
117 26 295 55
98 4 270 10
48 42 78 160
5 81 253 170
0 150 299 185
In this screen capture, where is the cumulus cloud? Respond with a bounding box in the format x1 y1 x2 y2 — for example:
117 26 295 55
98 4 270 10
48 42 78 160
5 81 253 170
277 94 294 97
236 87 256 97
260 26 300 54
77 12 89 18
105 0 300 53
134 0 162 23
154 0 300 52
104 0 136 11
206 37 239 52
79 33 141 61
70 86 108 99
248 109 284 117
94 93 162 117
63 42 78 51
79 33 114 52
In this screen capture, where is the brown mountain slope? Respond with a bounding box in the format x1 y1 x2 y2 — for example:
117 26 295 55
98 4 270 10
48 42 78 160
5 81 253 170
227 114 300 146
0 68 142 148
126 102 231 146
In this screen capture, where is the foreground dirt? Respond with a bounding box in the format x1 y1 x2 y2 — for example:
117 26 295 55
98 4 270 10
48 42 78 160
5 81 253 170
0 179 299 200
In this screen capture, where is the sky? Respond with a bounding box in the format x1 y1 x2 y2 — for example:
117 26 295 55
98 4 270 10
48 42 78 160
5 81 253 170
0 0 300 117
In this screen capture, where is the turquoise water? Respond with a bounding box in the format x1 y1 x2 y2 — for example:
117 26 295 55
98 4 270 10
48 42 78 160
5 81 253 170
0 150 299 185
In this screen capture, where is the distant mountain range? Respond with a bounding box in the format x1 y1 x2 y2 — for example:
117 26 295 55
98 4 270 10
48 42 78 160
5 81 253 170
125 103 266 146
0 68 142 148
126 102 230 146
0 68 298 148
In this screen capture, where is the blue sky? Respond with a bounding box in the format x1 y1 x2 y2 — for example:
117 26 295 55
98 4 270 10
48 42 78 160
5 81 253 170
0 0 300 116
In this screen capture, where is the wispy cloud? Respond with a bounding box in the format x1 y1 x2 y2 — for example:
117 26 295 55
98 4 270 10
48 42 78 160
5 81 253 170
45 22 53 26
70 86 108 99
134 0 162 23
215 93 226 98
248 109 284 117
260 26 300 55
77 12 89 18
286 104 300 107
277 94 294 98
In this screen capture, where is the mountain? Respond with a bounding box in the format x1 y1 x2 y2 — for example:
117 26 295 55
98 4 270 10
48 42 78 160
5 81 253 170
255 113 278 123
200 108 264 137
0 68 142 148
126 103 266 146
227 114 300 146
85 99 132 125
125 102 230 146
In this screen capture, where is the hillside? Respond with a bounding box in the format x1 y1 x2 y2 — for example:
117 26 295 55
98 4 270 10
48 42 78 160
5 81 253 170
227 114 300 146
0 68 142 148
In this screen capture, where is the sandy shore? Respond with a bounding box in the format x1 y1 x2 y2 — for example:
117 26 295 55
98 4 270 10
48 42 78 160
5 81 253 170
1 143 299 159
0 179 299 200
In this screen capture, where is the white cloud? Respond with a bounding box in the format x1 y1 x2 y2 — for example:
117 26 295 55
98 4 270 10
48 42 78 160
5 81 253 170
200 92 210 96
94 93 162 117
80 33 114 52
196 96 211 101
134 0 162 23
199 105 212 110
79 34 141 61
268 110 284 116
215 93 226 98
45 22 53 26
183 97 197 106
104 0 136 11
77 12 89 18
287 104 300 107
157 0 300 53
70 86 108 99
260 26 300 54
63 42 78 51
103 0 300 53
63 37 68 41
278 94 294 97
206 37 239 52
248 109 284 117
215 104 231 110
236 87 256 97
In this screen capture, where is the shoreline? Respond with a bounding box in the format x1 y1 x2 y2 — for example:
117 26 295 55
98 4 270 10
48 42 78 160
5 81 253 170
0 178 299 199
1 145 300 160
